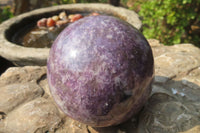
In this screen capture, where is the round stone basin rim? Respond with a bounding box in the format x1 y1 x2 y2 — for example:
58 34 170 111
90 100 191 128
0 3 142 66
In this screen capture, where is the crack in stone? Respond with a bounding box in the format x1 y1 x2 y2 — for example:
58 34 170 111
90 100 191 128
36 73 47 97
36 73 47 85
0 112 6 120
171 65 200 80
86 125 91 133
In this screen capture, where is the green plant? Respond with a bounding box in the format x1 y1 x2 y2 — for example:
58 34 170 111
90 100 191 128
139 0 200 46
0 6 14 23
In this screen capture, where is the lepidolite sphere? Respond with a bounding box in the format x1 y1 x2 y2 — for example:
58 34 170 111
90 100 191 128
47 15 154 127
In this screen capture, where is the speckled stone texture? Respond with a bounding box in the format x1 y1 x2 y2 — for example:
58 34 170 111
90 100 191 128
47 15 154 127
0 39 200 133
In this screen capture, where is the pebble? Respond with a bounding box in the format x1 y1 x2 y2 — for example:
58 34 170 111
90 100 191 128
47 18 56 27
68 14 74 20
56 20 69 27
48 26 55 31
70 14 83 22
37 18 47 27
59 11 67 20
91 12 100 16
37 12 99 29
52 15 59 21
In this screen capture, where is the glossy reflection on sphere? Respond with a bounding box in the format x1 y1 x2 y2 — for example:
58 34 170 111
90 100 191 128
47 15 154 127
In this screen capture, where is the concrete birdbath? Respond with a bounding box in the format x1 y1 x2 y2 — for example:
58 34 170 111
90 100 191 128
0 3 142 66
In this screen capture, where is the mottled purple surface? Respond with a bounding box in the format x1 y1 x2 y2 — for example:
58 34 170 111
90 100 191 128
47 15 154 127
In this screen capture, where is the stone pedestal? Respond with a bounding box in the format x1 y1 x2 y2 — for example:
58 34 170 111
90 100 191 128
0 39 200 133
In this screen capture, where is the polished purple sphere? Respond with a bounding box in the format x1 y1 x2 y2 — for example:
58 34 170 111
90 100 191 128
47 15 154 127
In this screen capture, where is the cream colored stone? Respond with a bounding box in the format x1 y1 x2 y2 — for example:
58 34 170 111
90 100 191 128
1 98 62 133
0 40 200 133
179 125 200 133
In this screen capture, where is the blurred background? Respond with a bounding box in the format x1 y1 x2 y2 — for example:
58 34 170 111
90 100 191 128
0 0 199 74
0 0 199 46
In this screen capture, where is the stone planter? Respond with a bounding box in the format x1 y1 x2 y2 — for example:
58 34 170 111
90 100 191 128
0 3 142 66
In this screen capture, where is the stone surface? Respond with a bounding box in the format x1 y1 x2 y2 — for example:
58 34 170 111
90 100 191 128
2 98 62 133
0 3 141 66
180 125 200 133
0 39 200 132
